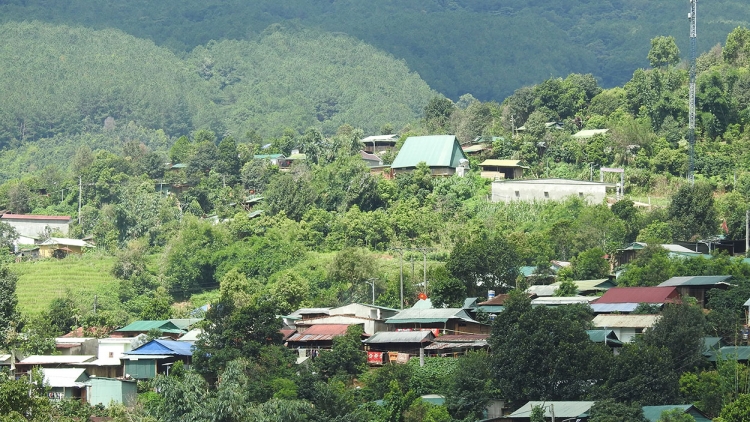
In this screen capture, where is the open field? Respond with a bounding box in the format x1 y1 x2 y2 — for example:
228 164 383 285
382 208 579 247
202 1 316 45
13 253 119 314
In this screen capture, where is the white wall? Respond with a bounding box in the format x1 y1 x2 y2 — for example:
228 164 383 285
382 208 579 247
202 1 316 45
491 180 607 204
3 219 70 238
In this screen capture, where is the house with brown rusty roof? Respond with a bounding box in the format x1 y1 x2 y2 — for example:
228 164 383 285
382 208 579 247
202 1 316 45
590 286 680 314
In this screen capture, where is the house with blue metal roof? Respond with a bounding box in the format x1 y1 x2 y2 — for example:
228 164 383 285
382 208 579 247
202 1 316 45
121 339 193 379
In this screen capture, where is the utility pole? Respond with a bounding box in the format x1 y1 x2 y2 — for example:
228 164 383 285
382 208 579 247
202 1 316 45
78 176 82 225
688 0 697 184
390 248 405 309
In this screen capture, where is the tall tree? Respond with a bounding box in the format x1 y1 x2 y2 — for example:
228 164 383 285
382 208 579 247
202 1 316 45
490 291 611 406
216 135 241 184
447 230 520 296
648 36 681 68
642 302 707 373
668 182 718 241
0 266 20 349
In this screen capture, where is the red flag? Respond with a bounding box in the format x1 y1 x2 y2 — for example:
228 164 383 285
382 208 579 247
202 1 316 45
722 219 729 234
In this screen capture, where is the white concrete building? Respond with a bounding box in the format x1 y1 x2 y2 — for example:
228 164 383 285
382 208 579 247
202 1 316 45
491 178 614 204
1 214 70 243
591 314 660 343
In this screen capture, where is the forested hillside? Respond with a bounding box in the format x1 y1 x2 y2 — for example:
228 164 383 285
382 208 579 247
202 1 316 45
1 0 749 99
0 22 435 146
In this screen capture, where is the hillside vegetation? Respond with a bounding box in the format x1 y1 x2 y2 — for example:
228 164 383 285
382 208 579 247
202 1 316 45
2 0 750 100
0 22 435 146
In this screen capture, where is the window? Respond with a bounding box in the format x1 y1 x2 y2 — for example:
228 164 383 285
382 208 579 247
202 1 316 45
544 191 549 198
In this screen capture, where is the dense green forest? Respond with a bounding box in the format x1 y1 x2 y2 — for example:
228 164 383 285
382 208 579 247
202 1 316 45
1 0 749 100
0 21 435 146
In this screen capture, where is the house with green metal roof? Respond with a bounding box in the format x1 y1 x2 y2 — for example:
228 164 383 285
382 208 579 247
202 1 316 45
508 401 595 421
390 135 469 176
658 275 732 308
641 405 711 422
707 346 750 362
114 320 185 339
385 306 489 335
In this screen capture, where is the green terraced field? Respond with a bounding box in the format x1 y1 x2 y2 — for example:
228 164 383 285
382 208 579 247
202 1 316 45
13 253 119 315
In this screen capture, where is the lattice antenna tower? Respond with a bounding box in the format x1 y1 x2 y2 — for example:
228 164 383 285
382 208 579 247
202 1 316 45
688 0 697 184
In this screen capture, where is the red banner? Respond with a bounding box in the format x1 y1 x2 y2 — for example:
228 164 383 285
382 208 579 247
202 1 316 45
367 351 384 365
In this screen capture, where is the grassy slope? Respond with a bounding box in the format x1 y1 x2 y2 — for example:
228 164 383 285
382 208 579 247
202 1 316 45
13 254 118 315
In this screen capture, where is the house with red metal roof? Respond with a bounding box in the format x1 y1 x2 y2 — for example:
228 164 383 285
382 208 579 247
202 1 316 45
591 286 680 313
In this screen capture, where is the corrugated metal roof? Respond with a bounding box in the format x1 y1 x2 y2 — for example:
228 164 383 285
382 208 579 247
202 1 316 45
390 135 467 169
286 324 352 342
411 299 433 309
43 368 88 388
178 328 204 342
642 405 711 422
290 308 331 317
586 329 623 346
425 341 487 350
477 305 504 313
363 331 434 344
590 303 640 313
434 334 488 342
361 134 399 143
509 401 595 418
462 144 488 153
527 285 557 297
40 237 95 248
550 279 615 292
572 129 609 138
497 178 613 186
708 346 750 362
531 296 596 306
1 214 70 221
703 336 722 353
592 314 660 328
386 308 479 324
169 318 203 330
593 287 679 304
116 320 184 334
20 355 95 364
479 159 527 168
659 275 732 287
127 339 194 356
478 294 511 306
